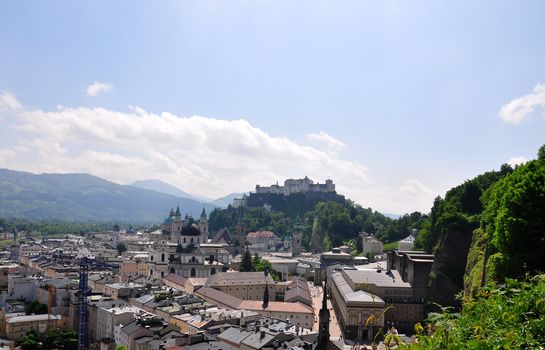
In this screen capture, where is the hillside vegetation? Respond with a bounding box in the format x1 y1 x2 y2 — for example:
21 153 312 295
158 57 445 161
209 197 425 251
0 169 216 223
394 275 545 349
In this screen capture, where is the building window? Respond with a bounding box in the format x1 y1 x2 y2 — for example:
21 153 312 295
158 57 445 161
161 271 164 278
161 253 165 262
211 268 216 275
190 268 196 277
170 267 175 274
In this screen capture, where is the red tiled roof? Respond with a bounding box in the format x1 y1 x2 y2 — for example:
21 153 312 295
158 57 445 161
247 231 277 239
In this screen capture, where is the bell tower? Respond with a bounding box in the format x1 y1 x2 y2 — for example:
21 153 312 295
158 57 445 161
198 207 209 240
292 216 303 257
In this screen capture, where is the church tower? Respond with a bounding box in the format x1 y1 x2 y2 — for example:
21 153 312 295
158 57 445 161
292 216 303 257
233 220 246 256
198 207 209 241
318 280 330 344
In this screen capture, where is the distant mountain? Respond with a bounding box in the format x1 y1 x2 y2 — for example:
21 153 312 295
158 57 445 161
384 213 401 219
0 169 216 223
131 179 212 203
212 192 248 208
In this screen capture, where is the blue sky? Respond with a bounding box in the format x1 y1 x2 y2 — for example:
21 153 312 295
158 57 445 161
1 1 544 213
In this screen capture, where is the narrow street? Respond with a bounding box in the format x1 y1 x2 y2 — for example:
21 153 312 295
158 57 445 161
309 282 343 338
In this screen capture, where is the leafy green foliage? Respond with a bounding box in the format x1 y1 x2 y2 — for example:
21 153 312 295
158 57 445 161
116 242 128 255
481 159 545 280
398 276 545 349
21 329 40 350
20 329 77 350
26 300 48 315
0 217 117 236
538 144 545 161
253 254 281 281
210 198 414 253
240 246 254 272
355 235 363 252
418 165 513 253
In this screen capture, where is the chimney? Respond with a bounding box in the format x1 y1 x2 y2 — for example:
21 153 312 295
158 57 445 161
260 331 265 340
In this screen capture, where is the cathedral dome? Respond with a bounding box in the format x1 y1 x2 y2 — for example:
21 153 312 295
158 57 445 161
181 223 201 236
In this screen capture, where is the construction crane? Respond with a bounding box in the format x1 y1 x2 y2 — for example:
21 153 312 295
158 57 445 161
77 257 111 350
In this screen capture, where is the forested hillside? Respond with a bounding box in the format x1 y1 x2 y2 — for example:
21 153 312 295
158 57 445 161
209 198 425 251
0 169 216 223
416 145 545 309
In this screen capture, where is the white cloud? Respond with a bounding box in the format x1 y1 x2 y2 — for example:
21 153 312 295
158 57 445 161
498 83 545 124
306 131 347 155
85 82 113 97
399 179 432 195
507 156 528 167
0 92 437 214
0 92 22 117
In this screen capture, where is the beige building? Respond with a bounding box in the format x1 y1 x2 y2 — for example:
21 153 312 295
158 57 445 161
6 314 61 341
205 272 276 301
103 282 145 299
170 313 211 335
246 231 282 251
120 259 149 282
196 287 313 329
332 267 427 336
96 305 142 341
360 234 384 256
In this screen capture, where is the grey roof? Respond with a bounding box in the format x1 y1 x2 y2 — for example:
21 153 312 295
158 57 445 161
241 331 276 349
211 228 231 244
207 272 275 286
218 327 252 344
343 269 411 288
120 320 141 335
284 286 312 304
330 272 385 306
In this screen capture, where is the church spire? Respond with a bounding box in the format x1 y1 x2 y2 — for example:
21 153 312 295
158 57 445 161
318 279 330 344
262 283 269 309
175 205 181 219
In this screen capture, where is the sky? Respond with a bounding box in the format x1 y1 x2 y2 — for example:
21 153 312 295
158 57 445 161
1 1 544 214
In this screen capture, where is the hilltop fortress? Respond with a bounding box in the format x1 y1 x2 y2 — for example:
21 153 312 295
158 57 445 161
236 177 345 213
255 176 335 196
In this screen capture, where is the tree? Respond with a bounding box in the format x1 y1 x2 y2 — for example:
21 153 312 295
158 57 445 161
21 329 40 350
253 253 262 267
240 245 254 272
395 276 545 349
62 329 78 350
482 159 545 279
26 300 48 315
116 242 127 255
355 235 363 253
539 144 545 161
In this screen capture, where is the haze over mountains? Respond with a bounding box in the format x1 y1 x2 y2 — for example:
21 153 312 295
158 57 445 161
0 169 218 223
131 179 213 203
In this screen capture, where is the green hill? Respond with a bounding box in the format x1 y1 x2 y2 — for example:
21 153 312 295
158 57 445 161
0 169 216 223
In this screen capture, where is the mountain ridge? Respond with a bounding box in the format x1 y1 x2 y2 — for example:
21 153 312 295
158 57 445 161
131 179 213 203
0 168 216 223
